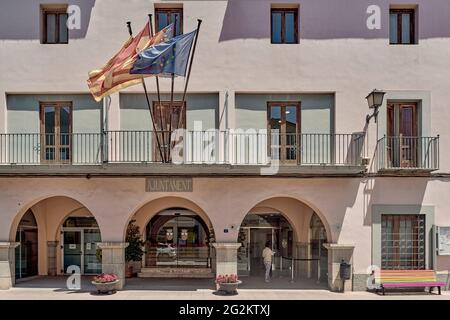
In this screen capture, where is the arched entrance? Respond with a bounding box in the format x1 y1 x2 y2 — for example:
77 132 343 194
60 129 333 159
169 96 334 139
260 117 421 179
145 208 212 269
237 212 293 277
61 216 102 274
15 209 38 280
9 196 103 280
237 197 331 286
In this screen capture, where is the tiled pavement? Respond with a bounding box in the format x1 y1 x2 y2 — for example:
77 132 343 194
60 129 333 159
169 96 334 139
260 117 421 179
1 276 449 300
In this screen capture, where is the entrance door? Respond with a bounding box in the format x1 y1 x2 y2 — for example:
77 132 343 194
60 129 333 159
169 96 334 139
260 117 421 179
146 211 210 268
152 101 186 162
249 228 273 276
83 229 102 274
268 102 300 163
62 228 102 274
387 103 418 167
63 230 82 273
40 102 72 164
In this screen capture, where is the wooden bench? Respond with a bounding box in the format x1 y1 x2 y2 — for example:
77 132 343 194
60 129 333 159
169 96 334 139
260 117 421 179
374 270 446 295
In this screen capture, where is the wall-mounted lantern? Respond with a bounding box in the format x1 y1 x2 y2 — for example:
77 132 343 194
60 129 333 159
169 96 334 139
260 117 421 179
365 89 386 123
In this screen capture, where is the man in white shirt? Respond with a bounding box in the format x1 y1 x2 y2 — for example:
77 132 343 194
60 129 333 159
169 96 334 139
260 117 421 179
262 241 274 283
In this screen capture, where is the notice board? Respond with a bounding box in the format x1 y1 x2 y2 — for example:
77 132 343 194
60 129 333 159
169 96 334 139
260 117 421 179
437 226 450 255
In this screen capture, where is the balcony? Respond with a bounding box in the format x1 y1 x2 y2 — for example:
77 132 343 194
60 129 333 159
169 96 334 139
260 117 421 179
376 136 440 174
0 132 366 176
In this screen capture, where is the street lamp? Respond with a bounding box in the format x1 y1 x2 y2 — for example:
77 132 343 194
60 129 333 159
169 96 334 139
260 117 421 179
365 89 386 123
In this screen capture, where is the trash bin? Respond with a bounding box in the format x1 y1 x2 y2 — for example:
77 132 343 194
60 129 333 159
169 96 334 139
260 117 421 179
339 260 351 280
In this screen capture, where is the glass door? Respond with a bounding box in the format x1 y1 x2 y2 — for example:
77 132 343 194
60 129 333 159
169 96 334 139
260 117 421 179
40 102 72 164
63 230 82 273
147 213 209 268
387 103 418 168
237 228 250 275
268 102 300 164
249 228 273 276
152 102 186 162
83 229 102 274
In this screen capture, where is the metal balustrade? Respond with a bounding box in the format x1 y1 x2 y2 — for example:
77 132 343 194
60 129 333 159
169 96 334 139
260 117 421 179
0 133 102 165
0 131 366 167
376 136 440 171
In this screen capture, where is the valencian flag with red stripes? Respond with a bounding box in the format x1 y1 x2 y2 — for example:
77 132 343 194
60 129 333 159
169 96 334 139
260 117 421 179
87 23 174 102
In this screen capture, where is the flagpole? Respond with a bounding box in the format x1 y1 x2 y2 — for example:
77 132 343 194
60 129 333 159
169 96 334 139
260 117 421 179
127 21 165 162
176 19 202 132
166 15 178 161
148 14 167 163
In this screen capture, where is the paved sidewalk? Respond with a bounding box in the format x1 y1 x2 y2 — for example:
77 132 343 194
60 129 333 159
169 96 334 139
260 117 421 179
1 276 448 300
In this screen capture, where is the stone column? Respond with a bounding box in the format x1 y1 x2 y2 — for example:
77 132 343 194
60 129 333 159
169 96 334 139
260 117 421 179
323 243 355 292
47 241 58 276
212 243 241 276
0 242 19 290
97 242 128 290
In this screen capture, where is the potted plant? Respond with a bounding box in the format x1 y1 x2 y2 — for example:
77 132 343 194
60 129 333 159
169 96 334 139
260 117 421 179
215 274 242 295
91 273 119 294
125 220 145 277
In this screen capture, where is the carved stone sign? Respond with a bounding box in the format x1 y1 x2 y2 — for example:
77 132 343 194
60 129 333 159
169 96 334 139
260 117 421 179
145 177 193 192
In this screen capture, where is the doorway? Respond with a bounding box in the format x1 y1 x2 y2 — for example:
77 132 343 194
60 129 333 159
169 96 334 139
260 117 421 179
39 101 72 164
238 213 293 277
387 103 419 168
145 209 211 268
152 101 186 162
267 102 301 164
61 217 101 274
15 210 39 279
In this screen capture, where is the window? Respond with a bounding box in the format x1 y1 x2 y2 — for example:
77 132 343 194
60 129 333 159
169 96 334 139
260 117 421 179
42 6 69 44
155 8 183 36
381 214 425 270
271 8 298 44
390 9 416 44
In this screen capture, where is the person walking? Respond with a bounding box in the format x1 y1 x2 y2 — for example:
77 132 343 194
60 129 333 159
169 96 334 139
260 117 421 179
262 241 274 283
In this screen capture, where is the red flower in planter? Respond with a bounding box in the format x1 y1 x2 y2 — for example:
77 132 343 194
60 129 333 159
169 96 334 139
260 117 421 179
216 274 239 284
93 273 118 283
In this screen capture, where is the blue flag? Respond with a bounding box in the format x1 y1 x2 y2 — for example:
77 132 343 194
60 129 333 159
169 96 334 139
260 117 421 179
130 29 197 77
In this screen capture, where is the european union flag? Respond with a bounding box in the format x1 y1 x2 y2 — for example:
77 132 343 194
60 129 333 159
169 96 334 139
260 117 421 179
130 29 197 77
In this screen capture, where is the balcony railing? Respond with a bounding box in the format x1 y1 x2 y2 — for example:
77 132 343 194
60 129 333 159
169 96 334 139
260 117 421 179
0 131 366 167
376 136 440 172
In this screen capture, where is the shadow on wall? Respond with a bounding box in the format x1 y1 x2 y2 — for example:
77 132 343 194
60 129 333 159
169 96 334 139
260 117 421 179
219 0 450 42
0 0 96 40
362 177 429 229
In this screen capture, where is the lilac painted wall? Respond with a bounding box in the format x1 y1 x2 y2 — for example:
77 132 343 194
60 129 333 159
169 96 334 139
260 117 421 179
0 0 95 40
219 0 450 41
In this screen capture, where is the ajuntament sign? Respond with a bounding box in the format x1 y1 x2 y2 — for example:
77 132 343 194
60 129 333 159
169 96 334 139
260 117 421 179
145 177 193 192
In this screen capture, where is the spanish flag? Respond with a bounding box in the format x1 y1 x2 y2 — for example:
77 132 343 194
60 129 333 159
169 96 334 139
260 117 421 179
87 23 174 102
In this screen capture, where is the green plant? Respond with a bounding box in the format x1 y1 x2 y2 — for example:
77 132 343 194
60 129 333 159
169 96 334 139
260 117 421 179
206 226 215 246
125 220 145 262
96 248 102 262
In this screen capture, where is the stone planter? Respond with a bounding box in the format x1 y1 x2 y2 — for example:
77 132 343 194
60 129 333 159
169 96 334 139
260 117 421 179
216 280 242 295
91 280 119 294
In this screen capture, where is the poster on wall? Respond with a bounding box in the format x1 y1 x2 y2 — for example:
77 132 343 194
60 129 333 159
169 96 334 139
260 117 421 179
437 226 450 255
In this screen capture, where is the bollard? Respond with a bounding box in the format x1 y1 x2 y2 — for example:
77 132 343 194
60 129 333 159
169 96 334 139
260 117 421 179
290 258 294 283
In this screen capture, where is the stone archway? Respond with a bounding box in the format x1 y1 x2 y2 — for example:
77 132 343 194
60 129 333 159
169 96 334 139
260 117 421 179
125 197 215 278
5 196 102 287
236 197 331 286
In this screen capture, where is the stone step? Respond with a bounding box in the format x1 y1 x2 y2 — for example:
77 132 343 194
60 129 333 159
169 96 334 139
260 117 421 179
138 267 215 278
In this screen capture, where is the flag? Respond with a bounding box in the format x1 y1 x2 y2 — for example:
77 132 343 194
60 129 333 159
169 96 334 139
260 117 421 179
87 23 174 102
130 29 197 78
